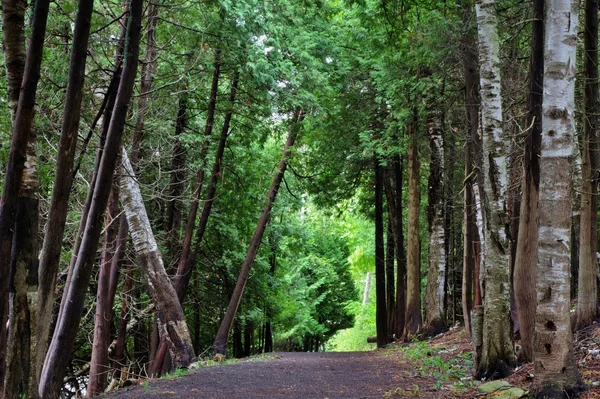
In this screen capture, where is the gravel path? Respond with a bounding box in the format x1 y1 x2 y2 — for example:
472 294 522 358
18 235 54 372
103 351 420 398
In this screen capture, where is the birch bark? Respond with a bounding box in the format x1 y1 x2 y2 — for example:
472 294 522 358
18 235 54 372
533 0 585 395
474 0 515 378
119 148 195 369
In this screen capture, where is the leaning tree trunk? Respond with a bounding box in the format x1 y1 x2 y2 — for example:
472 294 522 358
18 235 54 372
170 48 222 304
404 116 422 338
513 0 544 362
213 108 305 356
35 0 95 383
38 1 142 396
474 0 515 379
577 0 599 330
153 71 239 373
119 148 195 369
424 116 446 336
532 0 585 396
87 185 120 396
374 157 388 347
0 0 50 386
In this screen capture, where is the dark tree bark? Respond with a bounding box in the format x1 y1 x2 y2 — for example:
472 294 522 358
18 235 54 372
264 232 277 353
213 108 305 356
393 156 406 339
112 259 133 382
375 157 389 347
34 0 96 382
513 0 544 361
233 319 244 358
88 185 121 396
385 214 395 336
459 0 481 340
404 116 422 338
5 195 38 399
577 0 599 330
0 0 50 386
1 0 38 396
424 116 446 336
38 1 143 395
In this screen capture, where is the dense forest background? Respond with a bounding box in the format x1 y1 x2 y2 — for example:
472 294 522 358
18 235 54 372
0 0 593 397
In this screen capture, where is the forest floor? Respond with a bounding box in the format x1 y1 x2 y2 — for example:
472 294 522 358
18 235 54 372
102 324 600 399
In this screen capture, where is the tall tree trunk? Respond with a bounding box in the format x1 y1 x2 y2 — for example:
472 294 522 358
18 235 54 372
385 214 395 334
404 117 422 338
532 0 585 395
264 235 277 353
460 0 481 341
514 0 544 362
38 1 143 395
5 174 38 399
424 116 446 336
474 0 515 378
35 0 95 382
213 108 305 356
577 0 599 330
393 156 406 338
0 0 50 386
87 185 120 396
119 148 195 369
374 157 388 347
1 0 39 396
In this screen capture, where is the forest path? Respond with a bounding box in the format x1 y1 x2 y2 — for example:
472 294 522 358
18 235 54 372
104 351 434 398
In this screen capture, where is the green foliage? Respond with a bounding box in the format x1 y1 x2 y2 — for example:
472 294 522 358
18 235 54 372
393 342 475 392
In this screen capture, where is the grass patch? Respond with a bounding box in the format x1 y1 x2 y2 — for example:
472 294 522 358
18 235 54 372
392 341 476 393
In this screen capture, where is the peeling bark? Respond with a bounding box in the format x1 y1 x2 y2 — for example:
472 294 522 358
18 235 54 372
474 0 515 378
119 148 195 370
532 0 585 396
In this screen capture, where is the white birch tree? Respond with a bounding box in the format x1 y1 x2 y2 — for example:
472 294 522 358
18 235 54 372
533 0 584 395
474 0 515 378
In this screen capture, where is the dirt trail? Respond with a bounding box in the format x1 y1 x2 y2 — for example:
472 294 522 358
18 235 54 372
103 351 431 398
